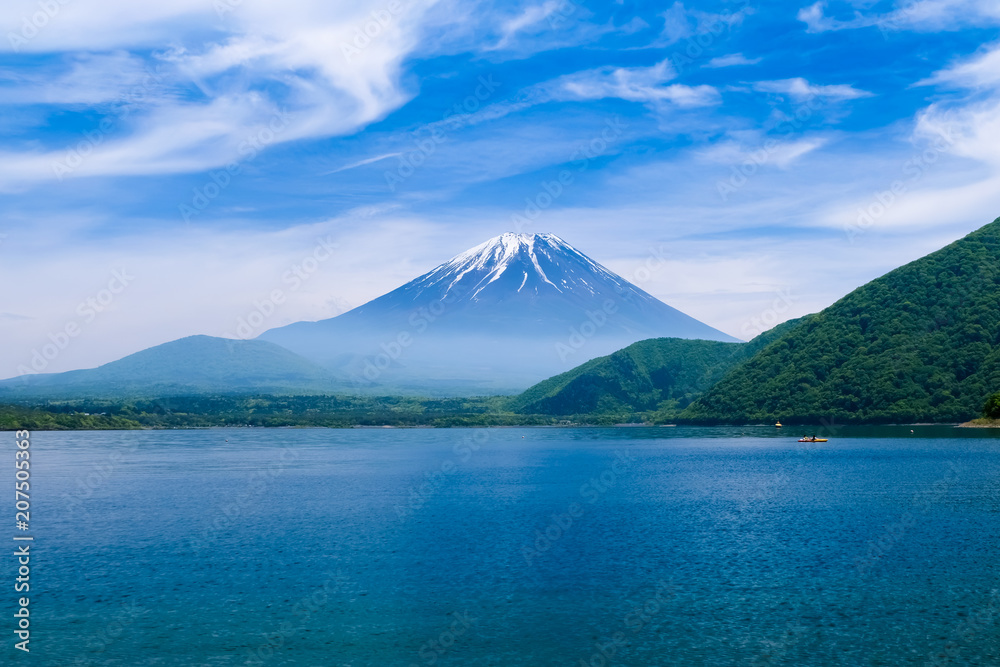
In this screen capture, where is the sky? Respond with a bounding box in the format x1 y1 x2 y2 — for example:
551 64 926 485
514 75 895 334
1 0 1000 377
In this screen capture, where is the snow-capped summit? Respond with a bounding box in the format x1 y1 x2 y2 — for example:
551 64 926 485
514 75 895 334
341 231 704 320
411 232 628 301
259 232 737 393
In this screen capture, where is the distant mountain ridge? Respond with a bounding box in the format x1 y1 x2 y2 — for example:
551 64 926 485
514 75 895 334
0 336 338 398
260 232 737 392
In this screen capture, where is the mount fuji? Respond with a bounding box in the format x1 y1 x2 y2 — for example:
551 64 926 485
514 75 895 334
259 233 737 393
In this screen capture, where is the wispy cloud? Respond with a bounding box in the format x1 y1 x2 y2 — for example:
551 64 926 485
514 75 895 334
432 59 721 136
798 0 1000 34
752 77 873 101
552 60 719 107
491 0 568 50
811 41 1000 237
797 1 871 33
444 0 646 59
698 137 828 169
915 42 1000 169
659 1 751 46
919 42 1000 89
324 152 403 175
893 0 1000 28
704 53 761 69
0 52 163 106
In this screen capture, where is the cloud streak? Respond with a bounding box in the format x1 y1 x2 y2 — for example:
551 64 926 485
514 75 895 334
704 53 761 69
751 77 873 101
551 60 720 107
798 0 1000 34
919 42 1000 89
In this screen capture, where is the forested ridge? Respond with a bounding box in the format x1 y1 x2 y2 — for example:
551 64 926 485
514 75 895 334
682 217 1000 424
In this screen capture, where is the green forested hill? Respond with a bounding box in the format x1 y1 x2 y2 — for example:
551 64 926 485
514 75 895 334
508 320 802 417
508 338 741 415
682 217 1000 424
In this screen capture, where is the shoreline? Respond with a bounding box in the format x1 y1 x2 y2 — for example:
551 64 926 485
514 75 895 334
0 421 980 433
957 419 1000 428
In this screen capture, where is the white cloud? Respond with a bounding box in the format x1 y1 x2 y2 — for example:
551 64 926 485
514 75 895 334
552 60 720 107
704 53 761 69
917 102 1000 169
0 92 300 185
0 0 447 187
752 77 873 101
438 0 644 59
796 1 868 33
911 42 1000 180
769 139 827 167
1 0 215 52
0 52 162 106
697 137 828 169
659 1 751 46
324 152 404 175
885 0 1000 30
801 39 1000 243
798 0 1000 34
491 0 568 50
418 60 720 136
919 42 1000 89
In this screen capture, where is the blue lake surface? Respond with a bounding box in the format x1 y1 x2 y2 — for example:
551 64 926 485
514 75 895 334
8 426 1000 665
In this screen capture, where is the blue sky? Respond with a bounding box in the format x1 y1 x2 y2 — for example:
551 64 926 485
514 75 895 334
2 0 1000 376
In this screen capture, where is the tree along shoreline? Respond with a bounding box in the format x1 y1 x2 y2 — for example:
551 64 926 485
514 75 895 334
0 396 978 431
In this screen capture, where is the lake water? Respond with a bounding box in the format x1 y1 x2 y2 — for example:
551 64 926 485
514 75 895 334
9 426 1000 666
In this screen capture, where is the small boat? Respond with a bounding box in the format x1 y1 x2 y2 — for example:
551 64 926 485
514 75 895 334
775 421 782 428
798 437 828 442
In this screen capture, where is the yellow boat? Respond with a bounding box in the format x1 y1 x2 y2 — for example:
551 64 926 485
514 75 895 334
798 437 828 442
775 421 782 428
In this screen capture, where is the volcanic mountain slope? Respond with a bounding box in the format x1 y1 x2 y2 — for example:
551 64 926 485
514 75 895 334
683 216 1000 424
259 232 737 392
